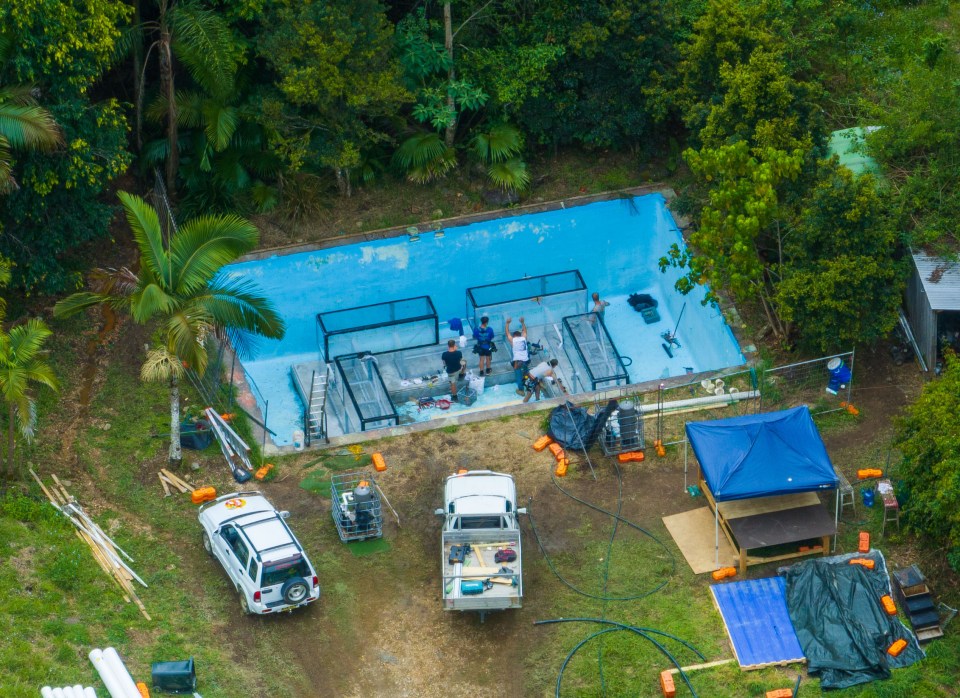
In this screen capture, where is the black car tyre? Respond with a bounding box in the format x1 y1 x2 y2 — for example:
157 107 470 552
240 592 252 615
281 577 310 604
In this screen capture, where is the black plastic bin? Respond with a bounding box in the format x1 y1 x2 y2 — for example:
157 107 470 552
152 657 196 693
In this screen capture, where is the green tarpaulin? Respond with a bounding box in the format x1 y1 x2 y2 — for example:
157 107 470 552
781 551 924 690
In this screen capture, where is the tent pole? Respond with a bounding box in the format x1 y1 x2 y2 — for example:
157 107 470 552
833 487 839 552
684 440 688 492
715 507 720 570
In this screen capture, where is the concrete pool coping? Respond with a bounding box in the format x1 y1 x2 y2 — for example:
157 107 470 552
238 184 683 263
223 184 758 453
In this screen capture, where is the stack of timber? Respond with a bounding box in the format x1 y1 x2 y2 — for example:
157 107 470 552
29 469 150 620
157 468 196 496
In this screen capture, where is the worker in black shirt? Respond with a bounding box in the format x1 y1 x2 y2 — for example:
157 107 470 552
441 339 467 402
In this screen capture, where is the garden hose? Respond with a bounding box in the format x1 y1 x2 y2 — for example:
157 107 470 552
534 618 704 698
526 452 688 696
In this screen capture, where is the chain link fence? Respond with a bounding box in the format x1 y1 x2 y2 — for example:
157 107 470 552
583 350 855 451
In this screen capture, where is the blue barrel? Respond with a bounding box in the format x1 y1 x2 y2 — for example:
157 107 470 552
862 487 875 507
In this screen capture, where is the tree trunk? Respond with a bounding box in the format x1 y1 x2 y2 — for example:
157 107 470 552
443 2 457 148
132 0 144 152
7 404 15 481
159 20 178 195
169 374 182 468
334 167 352 197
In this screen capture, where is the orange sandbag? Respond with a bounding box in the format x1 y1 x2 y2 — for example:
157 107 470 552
190 486 216 504
857 468 882 479
372 452 387 472
548 442 564 458
658 670 676 698
881 595 897 615
711 567 737 581
533 435 553 452
655 444 666 457
137 682 150 698
858 531 870 553
254 463 274 480
554 460 568 477
849 557 875 570
887 639 907 657
617 451 645 463
765 690 793 698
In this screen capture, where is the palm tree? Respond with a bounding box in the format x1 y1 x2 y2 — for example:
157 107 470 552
135 0 242 193
54 191 284 467
0 318 59 481
0 85 62 193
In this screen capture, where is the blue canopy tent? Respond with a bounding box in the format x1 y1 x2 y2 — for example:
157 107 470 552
684 406 840 570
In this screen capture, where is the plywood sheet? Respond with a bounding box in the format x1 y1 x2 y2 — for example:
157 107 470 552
727 504 836 550
663 507 737 574
717 491 821 520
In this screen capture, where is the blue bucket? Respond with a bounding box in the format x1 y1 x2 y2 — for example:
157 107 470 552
861 487 875 508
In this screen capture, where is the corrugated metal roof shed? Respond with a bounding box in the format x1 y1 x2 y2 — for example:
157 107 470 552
912 252 960 311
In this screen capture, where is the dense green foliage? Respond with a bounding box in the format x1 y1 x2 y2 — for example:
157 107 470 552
896 353 960 571
0 0 954 357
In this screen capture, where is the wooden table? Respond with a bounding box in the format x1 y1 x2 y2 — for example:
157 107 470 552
701 477 836 574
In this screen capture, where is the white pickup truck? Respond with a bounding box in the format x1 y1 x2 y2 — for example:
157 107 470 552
436 470 525 619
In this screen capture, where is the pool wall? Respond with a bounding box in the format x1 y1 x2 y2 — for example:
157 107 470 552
223 186 749 447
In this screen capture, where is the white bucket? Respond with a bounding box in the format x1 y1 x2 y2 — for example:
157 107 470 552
468 376 485 394
292 429 305 451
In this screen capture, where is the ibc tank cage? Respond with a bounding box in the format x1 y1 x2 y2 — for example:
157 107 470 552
561 312 630 391
316 296 438 362
333 353 400 432
465 270 587 332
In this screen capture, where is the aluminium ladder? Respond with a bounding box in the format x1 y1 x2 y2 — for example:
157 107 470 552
307 365 331 442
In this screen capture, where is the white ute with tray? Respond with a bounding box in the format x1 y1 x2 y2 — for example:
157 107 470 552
199 491 321 615
437 470 525 620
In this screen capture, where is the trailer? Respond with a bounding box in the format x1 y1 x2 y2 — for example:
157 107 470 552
331 472 384 542
436 470 525 620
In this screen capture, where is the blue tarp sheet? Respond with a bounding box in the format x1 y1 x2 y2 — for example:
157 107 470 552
686 406 838 502
711 577 805 668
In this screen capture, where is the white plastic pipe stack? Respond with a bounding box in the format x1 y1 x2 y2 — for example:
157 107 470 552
89 648 140 698
40 687 98 698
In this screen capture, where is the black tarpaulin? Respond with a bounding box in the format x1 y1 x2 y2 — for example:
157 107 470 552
780 551 924 690
547 400 617 450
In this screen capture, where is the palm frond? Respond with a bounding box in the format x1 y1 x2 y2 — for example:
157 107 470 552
0 102 63 151
53 292 119 319
470 124 523 164
169 1 240 98
392 132 457 183
487 157 531 193
0 135 13 192
201 102 238 151
164 311 210 374
131 282 178 323
89 266 140 298
8 319 54 364
170 214 258 294
117 191 171 285
202 276 286 341
140 346 186 383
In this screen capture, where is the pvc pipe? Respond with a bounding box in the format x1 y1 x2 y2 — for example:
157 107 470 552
638 390 759 414
102 648 141 698
84 689 99 698
40 688 54 698
89 649 138 698
72 687 86 698
51 689 66 698
64 689 77 698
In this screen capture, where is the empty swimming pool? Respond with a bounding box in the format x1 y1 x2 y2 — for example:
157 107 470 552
224 192 744 445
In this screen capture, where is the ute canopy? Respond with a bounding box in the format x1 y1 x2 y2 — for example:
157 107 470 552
686 406 838 502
